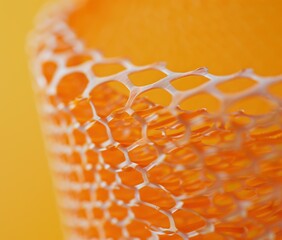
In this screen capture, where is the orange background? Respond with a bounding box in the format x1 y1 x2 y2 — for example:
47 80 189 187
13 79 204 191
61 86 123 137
0 0 62 239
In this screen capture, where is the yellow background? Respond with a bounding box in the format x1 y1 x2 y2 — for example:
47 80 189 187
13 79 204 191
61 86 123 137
0 0 63 239
0 1 281 239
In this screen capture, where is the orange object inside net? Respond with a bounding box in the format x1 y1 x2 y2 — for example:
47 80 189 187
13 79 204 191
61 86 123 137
30 1 282 239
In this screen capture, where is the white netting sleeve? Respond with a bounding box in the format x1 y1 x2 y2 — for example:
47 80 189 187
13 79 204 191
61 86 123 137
29 2 282 240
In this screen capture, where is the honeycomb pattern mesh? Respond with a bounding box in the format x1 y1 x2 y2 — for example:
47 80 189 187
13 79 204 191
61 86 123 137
29 2 282 240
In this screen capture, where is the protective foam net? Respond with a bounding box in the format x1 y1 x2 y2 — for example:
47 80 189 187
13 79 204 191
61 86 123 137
29 2 282 240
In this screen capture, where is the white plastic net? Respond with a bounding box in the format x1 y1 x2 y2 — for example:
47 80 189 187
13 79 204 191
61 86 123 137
29 2 282 240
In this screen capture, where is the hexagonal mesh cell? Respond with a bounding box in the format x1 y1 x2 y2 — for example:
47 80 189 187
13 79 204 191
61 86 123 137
29 2 282 240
